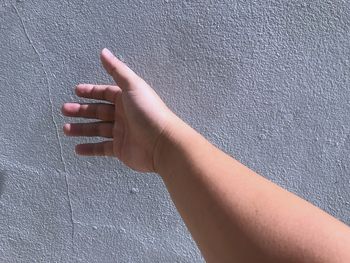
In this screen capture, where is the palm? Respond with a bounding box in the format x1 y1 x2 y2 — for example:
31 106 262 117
114 85 170 171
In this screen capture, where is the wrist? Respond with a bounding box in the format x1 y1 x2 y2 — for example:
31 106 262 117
153 113 188 177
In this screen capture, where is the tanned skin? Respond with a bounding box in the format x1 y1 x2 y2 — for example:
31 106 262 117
62 48 350 263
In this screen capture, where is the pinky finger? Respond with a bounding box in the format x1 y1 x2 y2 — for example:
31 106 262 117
75 141 114 156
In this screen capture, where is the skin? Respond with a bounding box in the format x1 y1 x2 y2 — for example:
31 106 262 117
62 48 350 262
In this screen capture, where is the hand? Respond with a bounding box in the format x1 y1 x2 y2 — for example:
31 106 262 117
62 48 174 172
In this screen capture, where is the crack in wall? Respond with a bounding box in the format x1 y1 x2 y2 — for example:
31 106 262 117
12 3 76 253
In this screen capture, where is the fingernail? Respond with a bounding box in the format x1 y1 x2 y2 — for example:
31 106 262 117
102 48 114 57
63 123 71 134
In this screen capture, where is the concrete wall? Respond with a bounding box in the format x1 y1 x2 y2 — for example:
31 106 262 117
1 0 349 262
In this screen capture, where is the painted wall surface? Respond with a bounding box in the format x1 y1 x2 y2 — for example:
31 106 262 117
1 0 350 262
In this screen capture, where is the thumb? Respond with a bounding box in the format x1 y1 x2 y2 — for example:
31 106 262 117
100 48 138 88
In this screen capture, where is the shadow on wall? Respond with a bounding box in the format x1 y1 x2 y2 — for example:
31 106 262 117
0 170 5 197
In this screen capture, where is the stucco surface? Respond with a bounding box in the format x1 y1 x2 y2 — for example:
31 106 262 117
1 0 350 262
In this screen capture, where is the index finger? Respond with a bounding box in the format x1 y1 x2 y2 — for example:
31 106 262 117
75 84 121 103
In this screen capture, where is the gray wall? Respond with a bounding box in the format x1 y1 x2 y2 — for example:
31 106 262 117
1 0 350 262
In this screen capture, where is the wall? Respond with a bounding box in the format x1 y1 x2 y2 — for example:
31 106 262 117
1 0 349 262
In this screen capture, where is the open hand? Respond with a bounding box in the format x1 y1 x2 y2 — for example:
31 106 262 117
62 48 174 172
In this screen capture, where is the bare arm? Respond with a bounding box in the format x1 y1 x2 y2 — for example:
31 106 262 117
155 114 350 262
62 49 350 263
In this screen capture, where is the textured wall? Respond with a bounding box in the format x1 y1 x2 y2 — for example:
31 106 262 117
1 0 350 262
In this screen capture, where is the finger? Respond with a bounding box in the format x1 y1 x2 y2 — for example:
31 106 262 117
63 122 113 138
62 103 115 121
75 84 122 103
75 141 114 156
100 48 138 88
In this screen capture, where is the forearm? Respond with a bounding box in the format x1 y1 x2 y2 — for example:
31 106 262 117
155 115 350 263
